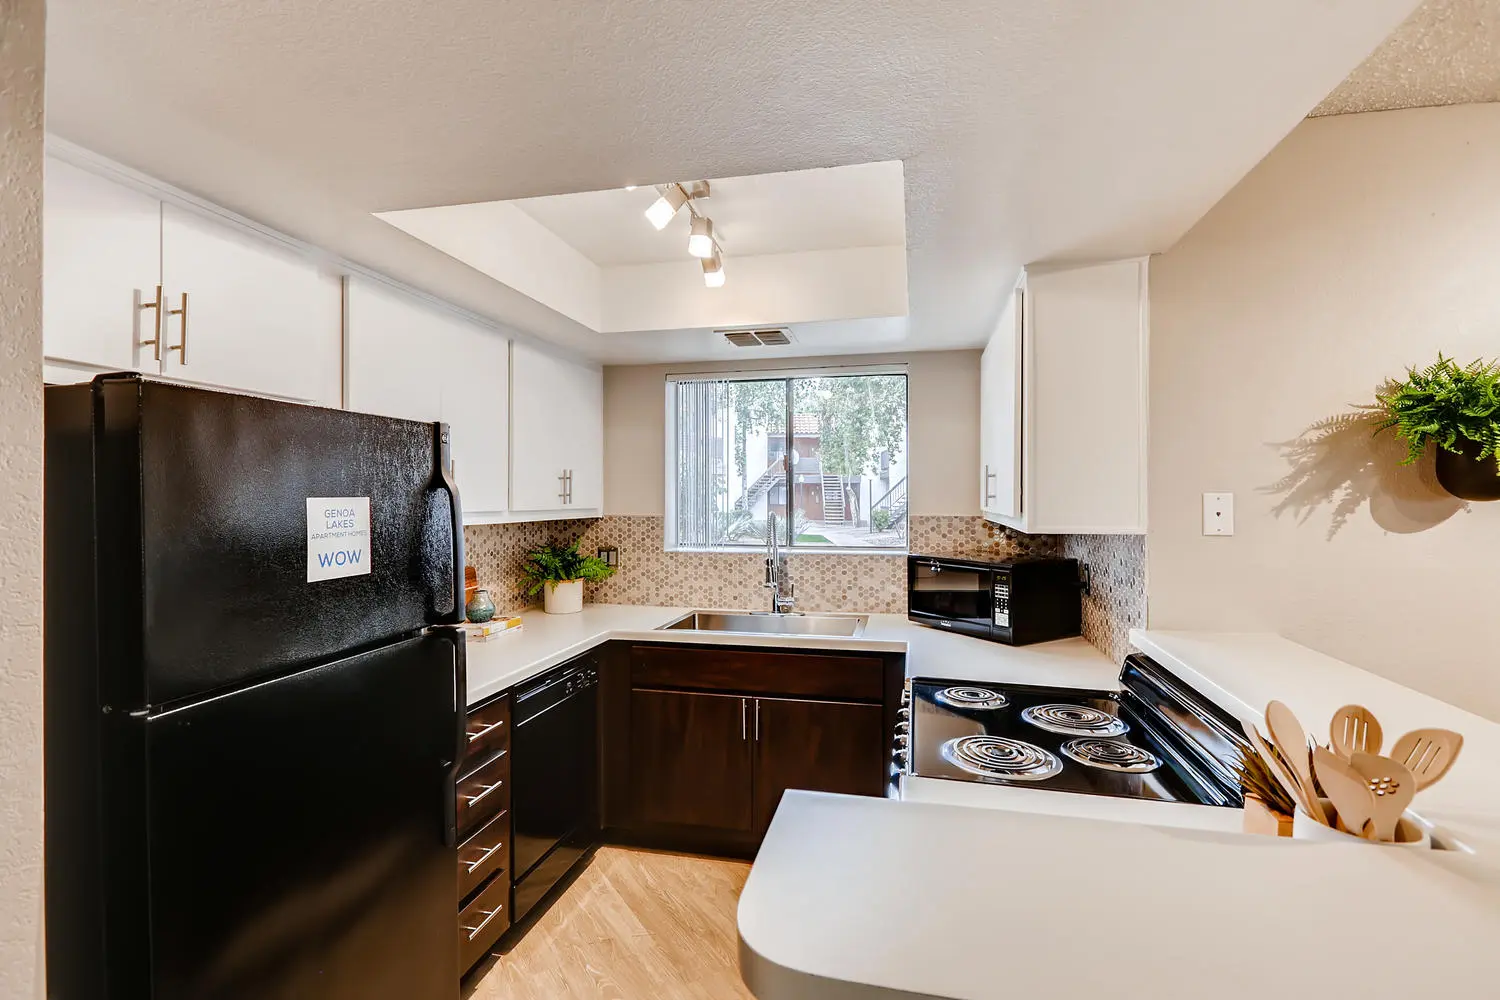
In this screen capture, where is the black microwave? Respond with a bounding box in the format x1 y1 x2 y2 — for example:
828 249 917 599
906 555 1083 645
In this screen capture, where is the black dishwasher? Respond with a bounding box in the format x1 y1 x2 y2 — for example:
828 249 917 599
510 654 600 923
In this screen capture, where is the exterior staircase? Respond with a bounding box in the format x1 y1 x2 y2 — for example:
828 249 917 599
734 461 784 511
821 475 847 522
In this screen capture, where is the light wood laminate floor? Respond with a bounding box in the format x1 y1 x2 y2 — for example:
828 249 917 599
467 847 757 1000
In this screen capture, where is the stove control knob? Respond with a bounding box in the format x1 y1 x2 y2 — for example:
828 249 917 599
894 720 909 733
893 734 909 749
897 706 911 720
893 749 909 767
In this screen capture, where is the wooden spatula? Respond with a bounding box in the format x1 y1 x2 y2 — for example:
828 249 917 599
1249 725 1322 822
1391 728 1464 791
1265 701 1321 818
1313 747 1374 838
1349 752 1416 843
1330 704 1383 761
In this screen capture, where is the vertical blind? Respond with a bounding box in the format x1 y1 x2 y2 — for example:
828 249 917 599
674 378 732 548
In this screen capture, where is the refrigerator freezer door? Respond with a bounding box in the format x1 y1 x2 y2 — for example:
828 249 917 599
115 631 463 1000
91 375 462 706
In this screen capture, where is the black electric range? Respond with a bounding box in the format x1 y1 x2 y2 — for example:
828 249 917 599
902 654 1252 807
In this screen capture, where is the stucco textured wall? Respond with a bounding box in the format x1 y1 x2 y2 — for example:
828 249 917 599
0 0 46 994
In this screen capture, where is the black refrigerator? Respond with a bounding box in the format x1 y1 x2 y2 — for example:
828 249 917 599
45 374 467 1000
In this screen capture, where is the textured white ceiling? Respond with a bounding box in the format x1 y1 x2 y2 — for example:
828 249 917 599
46 0 1421 363
1313 0 1500 116
510 161 906 266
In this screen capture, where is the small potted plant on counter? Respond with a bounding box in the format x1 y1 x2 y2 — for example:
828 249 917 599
521 539 615 614
1376 354 1500 501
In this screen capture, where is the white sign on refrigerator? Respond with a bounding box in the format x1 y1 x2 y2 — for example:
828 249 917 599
306 497 372 582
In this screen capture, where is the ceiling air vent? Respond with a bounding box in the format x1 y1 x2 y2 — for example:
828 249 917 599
720 328 792 348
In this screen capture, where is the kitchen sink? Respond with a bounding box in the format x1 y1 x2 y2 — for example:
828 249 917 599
659 611 868 638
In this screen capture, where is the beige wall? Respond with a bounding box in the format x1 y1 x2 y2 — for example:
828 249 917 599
603 350 981 517
1149 104 1500 720
0 0 47 994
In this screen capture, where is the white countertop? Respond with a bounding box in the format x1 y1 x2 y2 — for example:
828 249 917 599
741 629 1500 999
740 791 1500 1000
463 603 1114 706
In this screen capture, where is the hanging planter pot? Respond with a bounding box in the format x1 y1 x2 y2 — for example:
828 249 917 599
1436 438 1500 501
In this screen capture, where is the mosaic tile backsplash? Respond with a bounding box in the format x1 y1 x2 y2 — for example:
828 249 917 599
464 516 1145 663
1061 534 1147 664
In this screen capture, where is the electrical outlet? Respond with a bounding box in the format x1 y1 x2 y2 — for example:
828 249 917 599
1202 492 1234 536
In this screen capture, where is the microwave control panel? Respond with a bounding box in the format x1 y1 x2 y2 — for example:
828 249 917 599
992 574 1012 630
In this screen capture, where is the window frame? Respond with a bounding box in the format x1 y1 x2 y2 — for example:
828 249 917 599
663 363 910 555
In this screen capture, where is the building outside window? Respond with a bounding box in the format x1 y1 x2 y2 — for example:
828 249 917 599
667 369 908 551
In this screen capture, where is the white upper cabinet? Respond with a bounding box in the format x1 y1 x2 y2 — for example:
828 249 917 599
345 277 510 522
509 341 603 515
160 204 341 405
980 259 1148 535
43 157 163 377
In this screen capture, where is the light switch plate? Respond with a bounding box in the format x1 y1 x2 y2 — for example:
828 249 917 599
1203 492 1234 536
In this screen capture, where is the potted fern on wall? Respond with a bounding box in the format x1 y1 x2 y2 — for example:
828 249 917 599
521 539 615 614
1376 355 1500 501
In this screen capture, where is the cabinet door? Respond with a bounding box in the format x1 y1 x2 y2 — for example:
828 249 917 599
630 689 752 831
43 157 162 377
752 697 885 835
439 320 510 521
509 341 602 513
160 204 341 404
979 283 1022 519
345 277 443 423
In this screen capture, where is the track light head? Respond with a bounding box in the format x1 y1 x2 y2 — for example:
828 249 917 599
645 184 688 230
702 250 725 288
688 216 717 259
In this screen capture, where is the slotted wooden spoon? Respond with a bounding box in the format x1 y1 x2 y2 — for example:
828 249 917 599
1312 747 1374 838
1265 701 1321 819
1330 704 1383 761
1391 728 1464 791
1349 752 1415 843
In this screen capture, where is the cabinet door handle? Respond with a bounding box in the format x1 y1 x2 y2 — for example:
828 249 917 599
462 905 506 941
463 778 504 807
983 465 996 505
741 698 748 741
167 292 189 364
463 830 508 874
754 699 761 742
466 717 506 744
137 285 164 361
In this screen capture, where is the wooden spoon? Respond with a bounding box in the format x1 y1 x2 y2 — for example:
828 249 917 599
1349 752 1416 843
1313 747 1374 838
1391 728 1463 791
1265 701 1321 819
1330 704 1383 761
1249 725 1323 823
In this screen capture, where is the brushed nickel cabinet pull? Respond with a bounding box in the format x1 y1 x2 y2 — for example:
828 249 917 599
754 699 761 741
984 465 996 505
167 292 189 364
466 718 506 744
463 837 507 874
463 905 505 940
463 778 504 807
741 698 748 741
138 285 164 361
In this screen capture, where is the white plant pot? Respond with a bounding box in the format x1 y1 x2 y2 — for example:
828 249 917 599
543 578 584 615
1293 797 1431 848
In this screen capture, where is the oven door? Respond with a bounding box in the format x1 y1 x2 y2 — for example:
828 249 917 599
907 558 995 640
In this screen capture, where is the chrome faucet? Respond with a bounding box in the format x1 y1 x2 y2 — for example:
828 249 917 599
764 512 795 613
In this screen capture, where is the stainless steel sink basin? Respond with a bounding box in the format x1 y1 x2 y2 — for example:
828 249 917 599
659 611 868 638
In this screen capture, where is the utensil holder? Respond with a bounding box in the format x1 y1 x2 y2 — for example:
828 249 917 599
1242 794 1294 837
1293 797 1430 848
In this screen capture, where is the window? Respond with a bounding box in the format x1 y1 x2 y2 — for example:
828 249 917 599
667 369 909 551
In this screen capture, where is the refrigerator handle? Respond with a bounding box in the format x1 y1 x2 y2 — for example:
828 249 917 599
432 422 466 625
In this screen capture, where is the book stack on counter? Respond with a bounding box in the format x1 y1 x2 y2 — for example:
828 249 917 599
463 616 523 641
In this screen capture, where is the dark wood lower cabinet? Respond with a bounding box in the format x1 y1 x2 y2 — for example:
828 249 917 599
751 697 885 834
630 688 753 831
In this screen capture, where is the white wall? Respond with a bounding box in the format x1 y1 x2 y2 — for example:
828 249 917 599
0 0 46 993
604 351 980 516
1149 104 1500 720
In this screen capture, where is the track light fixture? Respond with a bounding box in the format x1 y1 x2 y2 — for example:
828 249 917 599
687 216 717 258
645 184 688 230
702 249 725 288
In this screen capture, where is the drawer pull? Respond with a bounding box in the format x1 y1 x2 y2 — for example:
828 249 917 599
464 838 506 874
467 717 506 743
462 906 506 941
464 779 504 807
